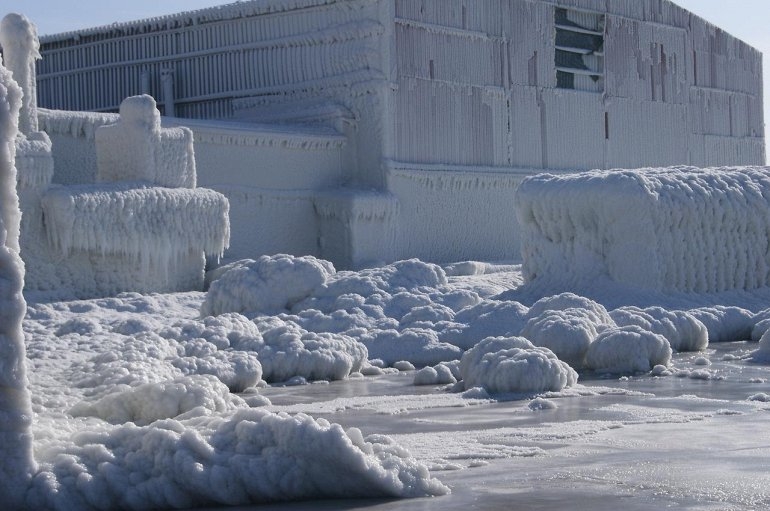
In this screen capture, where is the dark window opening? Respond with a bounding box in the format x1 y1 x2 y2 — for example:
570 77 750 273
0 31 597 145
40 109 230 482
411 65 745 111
554 7 605 92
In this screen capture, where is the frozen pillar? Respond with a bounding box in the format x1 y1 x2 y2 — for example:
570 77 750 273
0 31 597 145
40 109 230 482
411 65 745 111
0 60 35 509
0 13 40 135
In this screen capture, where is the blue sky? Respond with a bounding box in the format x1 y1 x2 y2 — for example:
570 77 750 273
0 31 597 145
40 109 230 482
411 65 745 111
5 0 769 157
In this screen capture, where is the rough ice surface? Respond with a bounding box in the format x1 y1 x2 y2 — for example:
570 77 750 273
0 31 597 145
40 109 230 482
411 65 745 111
459 336 578 394
585 326 673 374
516 167 770 294
0 54 35 510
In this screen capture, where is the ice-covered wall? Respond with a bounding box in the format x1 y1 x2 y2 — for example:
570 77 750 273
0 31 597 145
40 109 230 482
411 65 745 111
516 167 770 294
389 0 764 170
386 162 526 263
0 58 35 509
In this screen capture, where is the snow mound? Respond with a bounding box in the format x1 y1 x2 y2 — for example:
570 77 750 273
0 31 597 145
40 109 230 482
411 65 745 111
70 375 245 424
359 328 462 367
585 325 672 374
30 409 448 509
520 308 601 368
516 167 770 293
413 362 459 386
460 336 578 394
524 293 615 326
610 306 708 352
688 306 754 343
202 254 335 316
254 317 368 382
444 300 529 349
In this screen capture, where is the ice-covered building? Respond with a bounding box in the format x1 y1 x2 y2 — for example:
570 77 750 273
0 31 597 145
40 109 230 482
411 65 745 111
31 0 765 267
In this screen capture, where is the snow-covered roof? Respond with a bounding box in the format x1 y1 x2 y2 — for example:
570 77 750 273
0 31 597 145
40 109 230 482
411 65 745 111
39 0 340 43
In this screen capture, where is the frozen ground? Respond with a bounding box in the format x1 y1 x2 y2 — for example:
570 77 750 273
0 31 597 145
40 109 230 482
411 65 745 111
19 257 770 509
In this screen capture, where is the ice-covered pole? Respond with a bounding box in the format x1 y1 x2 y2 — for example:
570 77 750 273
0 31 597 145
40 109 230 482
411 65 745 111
0 59 34 508
0 13 40 135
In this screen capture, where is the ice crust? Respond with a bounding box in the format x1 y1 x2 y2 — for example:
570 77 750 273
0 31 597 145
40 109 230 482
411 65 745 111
516 167 770 294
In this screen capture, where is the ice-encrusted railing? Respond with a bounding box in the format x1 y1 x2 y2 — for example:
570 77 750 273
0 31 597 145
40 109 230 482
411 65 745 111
515 166 770 294
42 95 230 270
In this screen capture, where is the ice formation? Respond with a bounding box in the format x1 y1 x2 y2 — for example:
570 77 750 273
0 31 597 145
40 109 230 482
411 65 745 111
96 95 196 188
0 56 34 508
459 336 578 394
610 306 708 352
42 183 229 270
585 325 672 374
516 167 770 294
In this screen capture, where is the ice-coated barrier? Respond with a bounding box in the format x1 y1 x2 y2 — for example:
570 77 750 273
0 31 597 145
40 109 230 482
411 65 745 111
516 167 770 294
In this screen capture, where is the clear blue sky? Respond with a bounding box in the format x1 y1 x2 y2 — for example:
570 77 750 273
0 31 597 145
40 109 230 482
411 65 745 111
4 0 769 159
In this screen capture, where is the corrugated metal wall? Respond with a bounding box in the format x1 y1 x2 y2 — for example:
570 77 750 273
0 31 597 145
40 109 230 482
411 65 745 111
36 0 383 117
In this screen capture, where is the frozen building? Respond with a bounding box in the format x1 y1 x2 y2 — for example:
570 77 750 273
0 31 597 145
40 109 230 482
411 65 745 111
32 0 764 267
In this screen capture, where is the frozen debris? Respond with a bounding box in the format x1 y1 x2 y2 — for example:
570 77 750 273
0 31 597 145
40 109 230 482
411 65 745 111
650 364 673 377
516 167 770 294
459 336 578 394
69 374 246 425
29 409 449 509
393 360 416 372
688 306 754 343
694 357 711 366
585 326 672 374
202 254 335 316
748 393 770 402
610 306 708 352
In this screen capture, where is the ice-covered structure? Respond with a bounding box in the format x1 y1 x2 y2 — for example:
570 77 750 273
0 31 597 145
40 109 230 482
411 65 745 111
516 167 770 294
31 0 764 268
1 13 230 298
0 51 34 509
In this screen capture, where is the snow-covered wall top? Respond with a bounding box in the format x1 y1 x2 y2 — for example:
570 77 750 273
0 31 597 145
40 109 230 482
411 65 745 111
516 166 770 294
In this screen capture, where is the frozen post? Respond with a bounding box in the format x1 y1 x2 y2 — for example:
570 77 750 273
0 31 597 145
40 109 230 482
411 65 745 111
0 59 35 508
0 13 40 136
